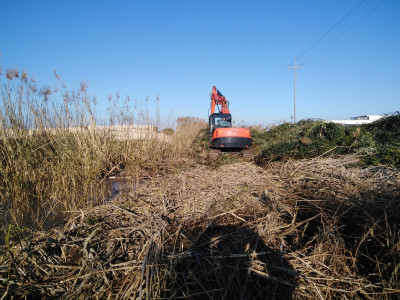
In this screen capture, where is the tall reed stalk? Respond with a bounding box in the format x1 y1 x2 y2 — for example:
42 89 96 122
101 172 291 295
0 66 191 231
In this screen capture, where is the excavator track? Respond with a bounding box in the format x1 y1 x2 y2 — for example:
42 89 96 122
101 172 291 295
242 149 253 160
208 86 252 158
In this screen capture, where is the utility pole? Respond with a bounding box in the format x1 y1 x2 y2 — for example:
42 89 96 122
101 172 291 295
289 60 303 123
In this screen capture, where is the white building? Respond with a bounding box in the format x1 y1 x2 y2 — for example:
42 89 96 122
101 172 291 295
327 115 383 125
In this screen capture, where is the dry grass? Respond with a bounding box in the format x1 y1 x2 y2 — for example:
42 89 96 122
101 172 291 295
0 66 195 231
2 156 399 299
0 65 207 233
1 65 399 299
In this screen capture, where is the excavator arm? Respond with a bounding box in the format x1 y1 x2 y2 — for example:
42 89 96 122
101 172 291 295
210 86 230 114
208 85 252 158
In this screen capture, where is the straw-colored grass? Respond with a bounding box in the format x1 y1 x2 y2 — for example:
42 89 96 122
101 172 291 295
1 65 399 299
0 67 197 231
2 156 399 299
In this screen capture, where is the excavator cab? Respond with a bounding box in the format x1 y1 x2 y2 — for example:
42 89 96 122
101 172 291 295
208 86 252 158
215 115 232 128
209 113 232 143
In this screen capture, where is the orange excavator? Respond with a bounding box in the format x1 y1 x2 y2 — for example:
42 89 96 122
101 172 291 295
208 86 252 159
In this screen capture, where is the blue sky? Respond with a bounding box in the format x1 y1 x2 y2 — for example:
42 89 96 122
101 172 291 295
1 0 399 125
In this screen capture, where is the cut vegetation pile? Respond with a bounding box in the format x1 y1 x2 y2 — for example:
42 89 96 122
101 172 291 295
253 115 400 167
2 157 399 299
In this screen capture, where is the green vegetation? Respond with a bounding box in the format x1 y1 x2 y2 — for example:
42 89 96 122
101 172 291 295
209 152 241 168
363 113 400 166
191 127 208 150
252 115 400 167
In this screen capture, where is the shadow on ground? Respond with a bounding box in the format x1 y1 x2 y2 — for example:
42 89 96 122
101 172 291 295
168 224 297 299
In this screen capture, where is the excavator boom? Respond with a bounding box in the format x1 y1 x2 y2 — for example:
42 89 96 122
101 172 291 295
211 86 230 114
208 86 252 158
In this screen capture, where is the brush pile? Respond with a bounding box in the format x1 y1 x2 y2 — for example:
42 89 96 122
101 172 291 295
252 114 400 167
1 156 400 299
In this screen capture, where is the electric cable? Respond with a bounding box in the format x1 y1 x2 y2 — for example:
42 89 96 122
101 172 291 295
251 0 369 101
296 0 366 61
302 0 387 64
249 65 289 101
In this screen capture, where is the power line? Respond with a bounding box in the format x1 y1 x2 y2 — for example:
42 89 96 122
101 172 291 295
251 0 367 101
249 65 289 101
265 71 292 93
302 0 387 64
296 0 366 61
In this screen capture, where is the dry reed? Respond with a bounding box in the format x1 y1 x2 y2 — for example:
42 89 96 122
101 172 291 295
2 156 399 299
0 66 190 231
